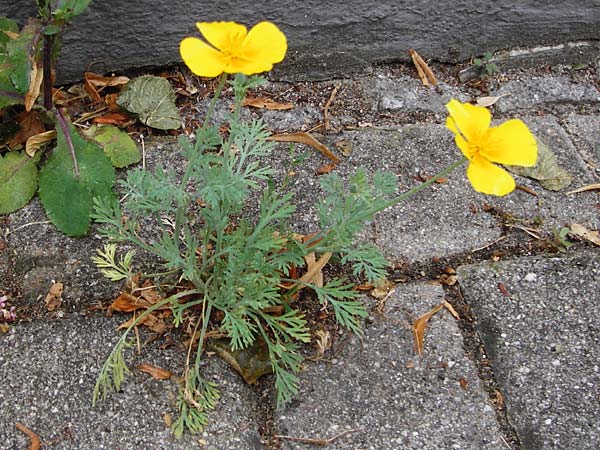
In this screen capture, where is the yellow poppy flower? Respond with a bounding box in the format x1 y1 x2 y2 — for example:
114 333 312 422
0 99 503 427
445 99 538 196
180 21 287 77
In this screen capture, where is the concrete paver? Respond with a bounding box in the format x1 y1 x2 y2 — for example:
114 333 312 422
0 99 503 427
457 251 600 449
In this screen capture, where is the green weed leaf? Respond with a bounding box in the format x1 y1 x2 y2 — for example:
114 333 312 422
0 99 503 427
0 17 19 48
84 124 141 168
53 0 92 21
0 151 37 214
38 120 116 236
117 75 181 130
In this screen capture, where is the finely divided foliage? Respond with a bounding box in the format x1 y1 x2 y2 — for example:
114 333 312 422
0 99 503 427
92 73 394 436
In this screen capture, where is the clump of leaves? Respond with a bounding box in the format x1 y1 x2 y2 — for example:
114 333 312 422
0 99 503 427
473 51 499 76
92 73 396 437
0 1 146 235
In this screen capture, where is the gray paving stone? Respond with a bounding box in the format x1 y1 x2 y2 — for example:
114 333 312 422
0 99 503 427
564 113 600 172
372 74 470 114
275 283 504 450
0 315 264 450
457 250 600 450
492 76 600 113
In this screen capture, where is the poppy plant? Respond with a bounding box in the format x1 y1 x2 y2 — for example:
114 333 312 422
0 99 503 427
446 99 538 196
180 21 287 77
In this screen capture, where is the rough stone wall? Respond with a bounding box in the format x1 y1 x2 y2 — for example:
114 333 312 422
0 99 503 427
3 0 600 81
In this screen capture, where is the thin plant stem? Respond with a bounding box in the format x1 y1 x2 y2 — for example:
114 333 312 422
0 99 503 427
54 107 80 178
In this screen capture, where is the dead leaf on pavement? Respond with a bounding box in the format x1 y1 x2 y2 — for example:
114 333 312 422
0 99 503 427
111 292 153 312
409 49 437 86
569 223 600 246
15 422 41 450
0 324 10 334
268 132 341 163
118 312 168 333
137 363 173 380
44 282 63 311
566 183 600 195
335 138 352 156
475 94 510 107
314 329 332 356
315 162 336 175
443 300 460 319
242 96 294 110
93 111 133 126
84 72 130 88
370 278 395 300
26 130 56 156
413 302 446 356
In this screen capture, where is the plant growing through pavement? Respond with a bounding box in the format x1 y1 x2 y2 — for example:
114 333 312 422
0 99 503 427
92 20 539 437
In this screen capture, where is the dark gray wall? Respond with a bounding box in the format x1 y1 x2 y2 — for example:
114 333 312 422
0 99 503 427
4 0 600 82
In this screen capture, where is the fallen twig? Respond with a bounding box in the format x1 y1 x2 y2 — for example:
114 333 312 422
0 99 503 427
323 83 340 131
15 422 41 450
275 428 361 446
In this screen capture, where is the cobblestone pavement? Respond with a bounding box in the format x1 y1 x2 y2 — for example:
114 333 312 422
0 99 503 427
1 59 599 449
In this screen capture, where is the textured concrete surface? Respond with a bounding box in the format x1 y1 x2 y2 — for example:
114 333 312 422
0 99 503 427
2 60 600 449
4 1 600 82
276 284 504 450
0 315 265 450
458 251 600 450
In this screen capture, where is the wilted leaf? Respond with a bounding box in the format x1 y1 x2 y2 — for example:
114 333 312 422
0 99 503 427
506 138 572 190
24 60 43 111
0 151 37 214
335 139 353 156
316 163 336 175
26 130 56 156
0 324 9 334
84 72 129 88
93 111 132 126
111 292 152 312
7 110 46 150
569 223 600 246
268 132 340 163
314 329 331 356
242 96 293 110
38 120 116 236
475 94 510 107
15 422 41 450
117 312 168 333
409 49 437 86
44 282 63 311
370 278 395 300
413 303 445 356
299 252 332 289
117 75 181 130
137 363 173 380
208 337 273 385
84 124 141 168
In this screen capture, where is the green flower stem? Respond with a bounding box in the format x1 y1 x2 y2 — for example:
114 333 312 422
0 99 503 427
362 156 468 219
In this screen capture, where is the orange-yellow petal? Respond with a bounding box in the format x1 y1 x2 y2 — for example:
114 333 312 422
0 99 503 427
466 155 516 196
446 99 491 145
197 21 247 54
180 37 226 77
480 119 538 167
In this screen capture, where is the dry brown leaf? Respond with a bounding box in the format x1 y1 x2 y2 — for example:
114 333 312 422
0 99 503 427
475 94 510 107
316 162 336 175
443 300 460 320
459 378 468 390
409 49 437 86
84 72 130 88
25 61 43 112
26 130 56 156
314 329 331 356
335 139 352 156
84 78 102 103
242 96 294 110
566 183 600 195
0 324 10 334
298 252 332 289
7 111 47 150
93 111 133 126
44 282 63 312
413 303 445 356
117 312 167 333
268 132 341 163
164 413 172 427
370 278 395 300
111 292 152 312
15 422 41 450
569 223 600 246
137 363 173 380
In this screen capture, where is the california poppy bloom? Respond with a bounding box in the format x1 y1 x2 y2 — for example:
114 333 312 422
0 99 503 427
180 21 287 77
446 99 538 196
